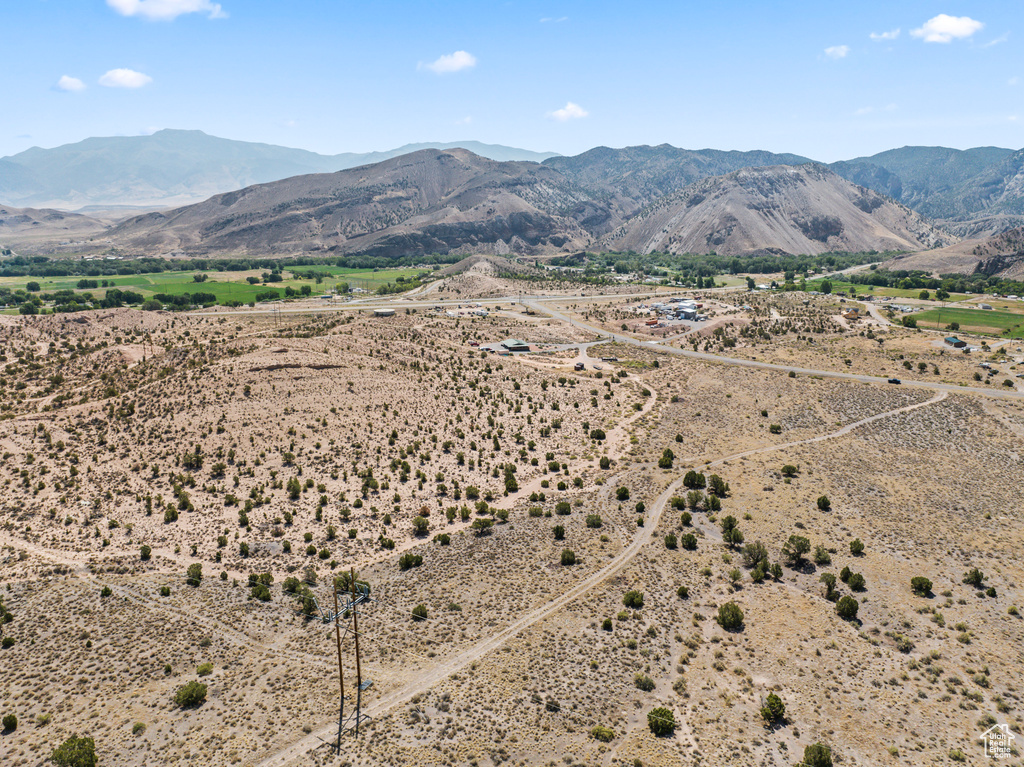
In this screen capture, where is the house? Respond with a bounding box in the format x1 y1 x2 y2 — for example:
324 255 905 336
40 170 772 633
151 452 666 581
500 339 531 352
980 303 993 310
842 308 860 320
944 336 967 348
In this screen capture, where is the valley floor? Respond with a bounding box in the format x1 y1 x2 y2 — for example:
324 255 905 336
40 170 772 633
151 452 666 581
1 276 1022 767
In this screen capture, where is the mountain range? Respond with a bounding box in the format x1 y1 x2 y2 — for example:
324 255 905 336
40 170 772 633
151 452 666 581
829 146 1024 237
104 149 953 259
2 130 1024 264
108 149 599 257
2 131 1022 236
0 130 558 210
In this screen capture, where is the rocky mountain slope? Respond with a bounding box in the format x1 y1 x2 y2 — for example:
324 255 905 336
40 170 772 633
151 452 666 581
109 149 603 257
7 131 1024 244
106 155 959 259
881 225 1024 277
600 164 956 256
543 144 811 220
829 146 1024 236
0 130 558 210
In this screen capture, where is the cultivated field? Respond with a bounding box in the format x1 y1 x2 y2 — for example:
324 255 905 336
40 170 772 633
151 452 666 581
0 266 425 312
912 306 1024 338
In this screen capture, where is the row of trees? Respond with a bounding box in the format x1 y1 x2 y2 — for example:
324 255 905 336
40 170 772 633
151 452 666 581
0 253 457 279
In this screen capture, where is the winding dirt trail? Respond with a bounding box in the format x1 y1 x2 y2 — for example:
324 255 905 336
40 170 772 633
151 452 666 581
703 390 947 470
493 378 658 512
254 389 950 767
0 530 337 672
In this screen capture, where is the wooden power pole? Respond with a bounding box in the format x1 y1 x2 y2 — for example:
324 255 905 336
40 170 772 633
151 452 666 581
332 585 345 750
350 567 364 735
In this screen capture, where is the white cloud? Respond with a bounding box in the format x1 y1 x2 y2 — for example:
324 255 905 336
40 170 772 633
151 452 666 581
824 45 849 59
911 14 983 43
869 28 900 41
854 103 897 116
56 75 86 92
983 32 1009 48
99 68 153 88
1010 76 1020 86
549 101 588 121
107 0 226 21
454 116 473 125
419 51 477 74
540 17 568 23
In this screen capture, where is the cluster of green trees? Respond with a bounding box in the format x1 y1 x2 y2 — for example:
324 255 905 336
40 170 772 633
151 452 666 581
152 291 220 307
50 735 97 767
1 285 148 314
376 276 423 295
248 572 273 601
550 250 884 282
845 267 1024 296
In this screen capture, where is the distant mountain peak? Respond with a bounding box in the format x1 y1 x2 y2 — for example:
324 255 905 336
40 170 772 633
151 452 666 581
0 132 561 209
107 146 598 258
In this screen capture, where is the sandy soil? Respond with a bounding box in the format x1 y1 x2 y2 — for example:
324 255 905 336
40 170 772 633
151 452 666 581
1 288 1022 767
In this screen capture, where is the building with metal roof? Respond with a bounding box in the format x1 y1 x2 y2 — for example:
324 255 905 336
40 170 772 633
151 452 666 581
500 339 531 352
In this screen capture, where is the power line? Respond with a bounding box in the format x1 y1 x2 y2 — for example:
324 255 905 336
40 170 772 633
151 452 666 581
350 606 683 734
272 579 687 742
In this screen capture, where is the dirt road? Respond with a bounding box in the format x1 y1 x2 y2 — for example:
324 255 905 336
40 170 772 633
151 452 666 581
253 388 951 767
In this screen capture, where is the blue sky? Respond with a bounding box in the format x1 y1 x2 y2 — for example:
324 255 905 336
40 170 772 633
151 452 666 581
2 0 1021 161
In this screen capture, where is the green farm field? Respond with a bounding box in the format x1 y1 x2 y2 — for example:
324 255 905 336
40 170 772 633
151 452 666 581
0 266 425 305
912 305 1024 338
806 279 971 302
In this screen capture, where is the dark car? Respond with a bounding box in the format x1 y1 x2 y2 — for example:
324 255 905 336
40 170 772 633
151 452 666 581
887 377 901 384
